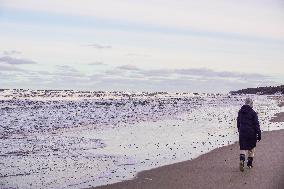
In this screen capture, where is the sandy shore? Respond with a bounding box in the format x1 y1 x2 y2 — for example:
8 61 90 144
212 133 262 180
270 112 284 122
91 113 284 189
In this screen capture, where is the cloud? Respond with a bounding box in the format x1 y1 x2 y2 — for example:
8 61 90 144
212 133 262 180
102 66 269 83
137 69 172 77
0 56 37 65
34 65 85 77
83 74 265 93
55 65 77 71
123 67 269 81
0 65 25 72
53 65 84 77
117 64 140 71
0 65 90 89
3 50 21 55
2 0 284 40
173 68 269 80
126 53 151 58
0 62 276 93
95 66 273 92
88 61 106 66
87 43 112 50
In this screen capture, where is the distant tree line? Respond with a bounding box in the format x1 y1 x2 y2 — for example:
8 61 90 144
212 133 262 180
230 85 284 95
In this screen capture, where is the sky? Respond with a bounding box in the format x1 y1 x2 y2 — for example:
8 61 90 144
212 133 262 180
0 0 283 93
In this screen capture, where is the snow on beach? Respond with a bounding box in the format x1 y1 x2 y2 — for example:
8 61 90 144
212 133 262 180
0 89 283 189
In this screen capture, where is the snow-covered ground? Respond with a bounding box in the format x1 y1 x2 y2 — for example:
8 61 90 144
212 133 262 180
0 89 283 189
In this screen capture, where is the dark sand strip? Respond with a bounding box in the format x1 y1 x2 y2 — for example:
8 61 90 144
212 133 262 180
270 112 284 122
92 115 284 189
279 102 284 107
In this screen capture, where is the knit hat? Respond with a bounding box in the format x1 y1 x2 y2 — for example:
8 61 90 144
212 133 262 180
245 97 253 107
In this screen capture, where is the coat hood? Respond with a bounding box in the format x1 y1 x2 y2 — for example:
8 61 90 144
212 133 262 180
240 105 252 114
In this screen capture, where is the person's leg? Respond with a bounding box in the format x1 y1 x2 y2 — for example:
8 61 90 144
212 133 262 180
239 150 246 172
247 148 255 168
240 150 246 161
248 148 255 157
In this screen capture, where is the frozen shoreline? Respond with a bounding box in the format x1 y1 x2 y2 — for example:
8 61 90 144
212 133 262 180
0 91 283 189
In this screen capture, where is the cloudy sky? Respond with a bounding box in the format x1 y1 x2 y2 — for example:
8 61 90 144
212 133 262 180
0 0 283 92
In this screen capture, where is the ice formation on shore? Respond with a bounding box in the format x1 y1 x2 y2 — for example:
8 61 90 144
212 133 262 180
0 89 283 189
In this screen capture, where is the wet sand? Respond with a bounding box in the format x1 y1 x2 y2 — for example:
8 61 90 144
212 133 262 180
91 113 284 189
270 112 284 122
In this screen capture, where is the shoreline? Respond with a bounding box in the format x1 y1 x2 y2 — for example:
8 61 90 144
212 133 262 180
91 112 284 189
1 95 282 188
91 130 284 189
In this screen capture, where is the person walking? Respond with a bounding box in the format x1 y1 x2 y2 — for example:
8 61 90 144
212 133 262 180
237 97 261 172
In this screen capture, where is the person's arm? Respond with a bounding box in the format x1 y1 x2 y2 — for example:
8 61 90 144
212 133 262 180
254 112 261 141
237 112 240 132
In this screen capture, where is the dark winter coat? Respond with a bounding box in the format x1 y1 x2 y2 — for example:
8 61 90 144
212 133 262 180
237 105 261 150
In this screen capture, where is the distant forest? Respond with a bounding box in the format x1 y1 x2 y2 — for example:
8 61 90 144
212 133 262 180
230 85 284 95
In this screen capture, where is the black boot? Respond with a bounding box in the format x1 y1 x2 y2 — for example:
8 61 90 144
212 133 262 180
240 154 245 172
247 157 253 168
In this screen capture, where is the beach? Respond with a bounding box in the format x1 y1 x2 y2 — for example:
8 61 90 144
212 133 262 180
93 116 284 189
0 91 283 189
1 0 283 188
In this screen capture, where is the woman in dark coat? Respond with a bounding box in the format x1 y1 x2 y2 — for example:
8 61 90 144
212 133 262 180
237 98 261 171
